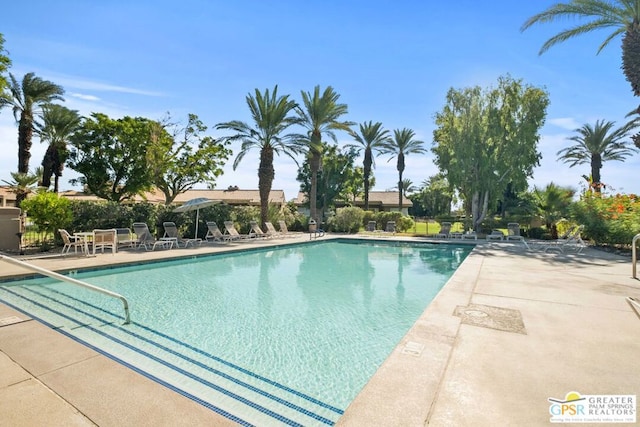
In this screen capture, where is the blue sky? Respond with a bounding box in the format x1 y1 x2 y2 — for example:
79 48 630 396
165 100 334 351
1 0 639 201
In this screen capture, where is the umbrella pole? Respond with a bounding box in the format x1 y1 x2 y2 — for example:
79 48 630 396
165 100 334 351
195 209 199 239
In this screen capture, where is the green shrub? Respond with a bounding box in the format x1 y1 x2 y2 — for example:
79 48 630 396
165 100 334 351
21 192 73 245
571 192 640 245
329 207 365 233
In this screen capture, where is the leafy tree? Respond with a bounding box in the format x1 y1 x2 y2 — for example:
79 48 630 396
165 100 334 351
557 119 638 192
216 85 303 228
20 191 72 237
380 128 426 208
35 104 81 192
148 113 232 204
413 173 453 217
344 166 374 203
522 0 640 98
297 144 357 219
68 113 164 202
345 121 391 210
0 73 64 183
0 33 11 92
297 85 352 223
532 182 576 238
432 75 549 230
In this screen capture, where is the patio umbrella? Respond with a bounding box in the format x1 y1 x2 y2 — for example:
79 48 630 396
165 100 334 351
173 198 221 238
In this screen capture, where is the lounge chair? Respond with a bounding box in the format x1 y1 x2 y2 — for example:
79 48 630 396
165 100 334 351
249 221 269 239
133 223 173 250
506 223 529 249
163 222 202 248
384 221 396 235
223 221 251 241
433 222 452 238
278 220 298 238
93 229 117 255
461 230 477 240
264 221 281 238
115 228 137 249
486 230 504 241
205 221 227 243
542 225 586 253
366 221 378 233
59 229 85 255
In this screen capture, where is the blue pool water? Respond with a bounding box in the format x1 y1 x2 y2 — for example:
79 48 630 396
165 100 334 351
0 239 471 426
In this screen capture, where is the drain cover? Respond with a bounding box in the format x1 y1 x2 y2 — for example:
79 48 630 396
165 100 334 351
454 303 526 334
401 341 425 356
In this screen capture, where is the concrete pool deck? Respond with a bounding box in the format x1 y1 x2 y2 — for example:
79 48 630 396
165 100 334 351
1 235 639 426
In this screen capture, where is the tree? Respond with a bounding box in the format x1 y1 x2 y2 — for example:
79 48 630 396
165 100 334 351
0 33 11 92
297 85 352 223
557 119 638 192
68 113 163 202
148 113 232 204
1 169 41 208
343 166 373 203
0 73 64 178
415 173 453 217
216 85 303 228
35 104 81 192
401 178 417 195
521 1 640 98
432 75 549 231
532 183 575 238
380 128 426 209
345 121 391 210
297 144 357 218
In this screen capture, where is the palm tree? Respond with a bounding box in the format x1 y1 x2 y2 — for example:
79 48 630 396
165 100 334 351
297 85 352 224
0 72 65 174
401 178 417 195
1 169 41 207
521 1 640 98
345 121 391 210
380 128 426 209
557 119 638 192
216 85 302 227
532 183 575 239
35 104 81 192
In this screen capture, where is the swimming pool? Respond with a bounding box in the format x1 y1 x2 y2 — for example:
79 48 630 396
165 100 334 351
0 239 471 426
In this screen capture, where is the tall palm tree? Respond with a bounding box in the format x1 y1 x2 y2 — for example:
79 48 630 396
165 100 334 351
557 119 637 192
345 121 391 210
216 85 302 227
297 85 352 224
35 104 81 192
521 1 640 97
380 128 426 209
532 182 575 239
0 72 65 174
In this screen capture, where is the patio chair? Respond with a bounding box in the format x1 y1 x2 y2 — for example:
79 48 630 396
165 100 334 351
542 225 586 253
486 230 504 241
223 221 251 241
506 223 529 249
433 222 452 238
115 228 137 249
133 223 173 250
384 221 396 235
366 221 377 233
163 222 202 248
93 229 117 255
59 229 84 255
264 221 282 238
278 220 296 237
205 221 227 243
249 221 269 239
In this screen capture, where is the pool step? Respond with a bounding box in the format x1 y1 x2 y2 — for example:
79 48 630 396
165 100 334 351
0 283 343 426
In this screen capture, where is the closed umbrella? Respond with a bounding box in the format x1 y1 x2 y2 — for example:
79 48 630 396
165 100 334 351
173 198 221 238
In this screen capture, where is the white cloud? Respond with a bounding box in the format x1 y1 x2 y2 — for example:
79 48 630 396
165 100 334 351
69 92 101 102
548 117 581 131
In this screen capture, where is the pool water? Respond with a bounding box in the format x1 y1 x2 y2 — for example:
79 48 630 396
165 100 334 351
0 240 471 426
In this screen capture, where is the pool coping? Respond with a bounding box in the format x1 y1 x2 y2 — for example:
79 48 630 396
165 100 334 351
2 234 639 426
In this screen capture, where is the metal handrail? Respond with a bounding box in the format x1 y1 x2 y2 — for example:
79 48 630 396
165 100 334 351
0 255 130 324
633 234 640 279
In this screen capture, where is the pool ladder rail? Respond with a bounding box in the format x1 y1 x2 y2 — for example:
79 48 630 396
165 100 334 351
0 254 131 324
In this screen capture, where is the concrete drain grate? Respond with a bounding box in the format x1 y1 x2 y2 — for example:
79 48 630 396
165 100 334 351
454 303 526 335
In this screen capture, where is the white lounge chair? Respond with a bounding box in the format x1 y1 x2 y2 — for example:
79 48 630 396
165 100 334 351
249 221 269 239
366 221 377 233
486 230 504 241
506 223 529 249
384 221 396 235
163 222 202 248
542 225 586 253
205 221 227 243
433 222 451 238
223 221 251 241
133 223 173 250
264 221 281 238
278 220 296 238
